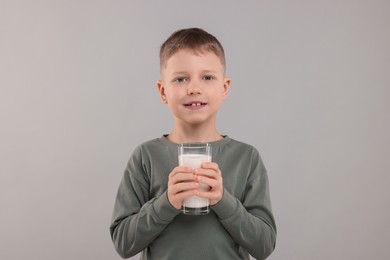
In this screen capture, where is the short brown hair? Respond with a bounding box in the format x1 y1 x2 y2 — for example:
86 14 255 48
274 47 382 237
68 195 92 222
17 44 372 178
160 28 226 70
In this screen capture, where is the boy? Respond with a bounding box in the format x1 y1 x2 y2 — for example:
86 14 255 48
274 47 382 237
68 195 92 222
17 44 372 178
110 28 276 260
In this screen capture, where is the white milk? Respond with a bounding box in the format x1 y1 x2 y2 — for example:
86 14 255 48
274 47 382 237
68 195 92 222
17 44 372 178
179 154 211 208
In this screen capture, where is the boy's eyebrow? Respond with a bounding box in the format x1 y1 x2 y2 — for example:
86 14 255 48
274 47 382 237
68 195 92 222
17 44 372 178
200 70 218 74
170 71 189 76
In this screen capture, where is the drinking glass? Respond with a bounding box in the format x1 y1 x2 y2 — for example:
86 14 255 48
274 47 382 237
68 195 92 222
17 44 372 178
178 143 211 215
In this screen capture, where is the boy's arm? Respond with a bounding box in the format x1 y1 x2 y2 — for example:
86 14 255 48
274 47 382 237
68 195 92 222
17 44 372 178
109 147 180 258
211 149 277 260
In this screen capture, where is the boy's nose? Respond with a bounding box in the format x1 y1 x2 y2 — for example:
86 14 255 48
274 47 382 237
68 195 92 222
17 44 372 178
187 82 202 95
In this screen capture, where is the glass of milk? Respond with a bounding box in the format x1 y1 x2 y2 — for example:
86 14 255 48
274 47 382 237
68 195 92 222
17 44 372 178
178 143 212 215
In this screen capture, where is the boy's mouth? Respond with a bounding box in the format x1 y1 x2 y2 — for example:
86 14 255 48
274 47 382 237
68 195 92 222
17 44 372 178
183 102 207 109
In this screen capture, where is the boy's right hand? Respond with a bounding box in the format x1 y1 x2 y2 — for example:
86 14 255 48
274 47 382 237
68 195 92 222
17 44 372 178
167 166 199 210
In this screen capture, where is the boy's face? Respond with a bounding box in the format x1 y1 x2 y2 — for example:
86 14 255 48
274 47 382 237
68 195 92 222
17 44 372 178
157 49 230 127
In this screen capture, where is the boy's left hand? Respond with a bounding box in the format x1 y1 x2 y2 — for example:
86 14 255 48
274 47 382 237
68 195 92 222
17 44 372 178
194 162 223 206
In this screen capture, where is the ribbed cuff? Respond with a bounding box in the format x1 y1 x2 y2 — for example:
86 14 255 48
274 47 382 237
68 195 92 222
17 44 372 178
211 188 238 220
152 191 181 223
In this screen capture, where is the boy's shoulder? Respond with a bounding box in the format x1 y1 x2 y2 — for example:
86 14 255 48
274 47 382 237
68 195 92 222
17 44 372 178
136 135 174 150
215 136 259 151
131 136 176 157
222 137 263 160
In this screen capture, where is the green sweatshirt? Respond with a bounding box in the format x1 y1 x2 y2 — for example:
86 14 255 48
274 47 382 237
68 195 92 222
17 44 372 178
110 136 276 260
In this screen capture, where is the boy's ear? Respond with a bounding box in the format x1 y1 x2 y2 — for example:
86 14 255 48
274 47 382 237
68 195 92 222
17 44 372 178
157 80 168 104
222 77 231 99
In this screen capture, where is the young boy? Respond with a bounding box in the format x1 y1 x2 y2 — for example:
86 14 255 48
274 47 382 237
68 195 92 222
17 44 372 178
110 28 276 260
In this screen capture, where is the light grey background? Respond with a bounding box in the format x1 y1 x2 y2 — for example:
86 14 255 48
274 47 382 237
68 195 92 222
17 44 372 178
1 1 389 259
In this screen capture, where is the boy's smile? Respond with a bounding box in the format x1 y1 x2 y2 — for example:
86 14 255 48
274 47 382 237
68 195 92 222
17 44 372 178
183 101 207 110
157 49 230 130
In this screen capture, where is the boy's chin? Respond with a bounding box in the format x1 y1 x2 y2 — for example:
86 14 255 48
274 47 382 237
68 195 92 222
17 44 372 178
181 116 216 127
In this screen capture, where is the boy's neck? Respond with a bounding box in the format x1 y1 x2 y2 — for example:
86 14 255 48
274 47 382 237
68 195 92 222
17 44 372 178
167 124 223 144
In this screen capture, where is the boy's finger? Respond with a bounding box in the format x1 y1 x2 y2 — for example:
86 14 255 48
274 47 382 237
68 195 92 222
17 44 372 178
170 166 193 177
196 176 218 187
169 173 197 185
195 168 221 177
171 182 199 194
201 162 219 170
175 166 193 173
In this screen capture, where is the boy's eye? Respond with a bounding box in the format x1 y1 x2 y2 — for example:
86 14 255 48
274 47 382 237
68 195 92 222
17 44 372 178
203 75 214 81
175 77 187 83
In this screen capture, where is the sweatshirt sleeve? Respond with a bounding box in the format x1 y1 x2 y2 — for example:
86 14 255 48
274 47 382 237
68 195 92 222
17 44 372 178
109 146 180 258
211 148 277 260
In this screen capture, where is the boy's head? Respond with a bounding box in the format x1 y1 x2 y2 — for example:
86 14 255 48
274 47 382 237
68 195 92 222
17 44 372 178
157 28 230 129
160 28 226 73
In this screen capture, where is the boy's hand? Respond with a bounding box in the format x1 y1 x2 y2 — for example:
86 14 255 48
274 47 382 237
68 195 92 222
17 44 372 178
194 162 223 206
167 166 199 210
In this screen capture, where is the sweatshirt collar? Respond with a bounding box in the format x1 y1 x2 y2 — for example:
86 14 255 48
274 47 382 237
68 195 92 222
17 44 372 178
159 134 231 149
